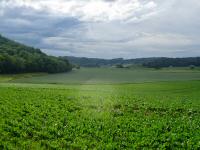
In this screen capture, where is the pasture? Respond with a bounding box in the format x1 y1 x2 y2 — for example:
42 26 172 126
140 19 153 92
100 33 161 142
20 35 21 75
0 67 200 149
10 67 200 84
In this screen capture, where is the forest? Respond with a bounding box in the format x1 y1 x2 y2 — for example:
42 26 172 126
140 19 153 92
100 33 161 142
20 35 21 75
1 34 200 74
0 35 72 74
64 56 200 68
143 57 200 68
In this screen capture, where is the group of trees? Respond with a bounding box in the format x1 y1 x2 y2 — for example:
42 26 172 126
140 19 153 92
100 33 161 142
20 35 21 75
64 56 156 67
0 35 72 74
64 56 200 69
143 57 200 69
2 34 199 73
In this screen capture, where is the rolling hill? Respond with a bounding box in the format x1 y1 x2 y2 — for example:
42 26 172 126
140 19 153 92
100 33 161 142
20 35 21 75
63 56 158 67
64 56 200 68
0 35 72 73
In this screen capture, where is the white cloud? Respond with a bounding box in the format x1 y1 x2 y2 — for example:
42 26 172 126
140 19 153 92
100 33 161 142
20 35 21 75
0 0 157 22
132 33 195 47
4 18 31 27
0 0 200 58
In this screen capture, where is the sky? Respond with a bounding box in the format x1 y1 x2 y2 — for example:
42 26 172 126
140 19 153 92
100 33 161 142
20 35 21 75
0 0 200 59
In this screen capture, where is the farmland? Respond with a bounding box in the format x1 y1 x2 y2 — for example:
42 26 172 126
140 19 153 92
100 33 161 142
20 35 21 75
0 68 200 149
11 67 200 84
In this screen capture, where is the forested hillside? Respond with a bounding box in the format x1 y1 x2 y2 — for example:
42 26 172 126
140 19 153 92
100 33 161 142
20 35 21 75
64 56 200 68
63 56 158 67
0 35 72 73
143 57 200 68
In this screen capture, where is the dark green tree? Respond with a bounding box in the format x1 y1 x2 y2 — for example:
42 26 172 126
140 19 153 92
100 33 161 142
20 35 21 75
0 34 72 74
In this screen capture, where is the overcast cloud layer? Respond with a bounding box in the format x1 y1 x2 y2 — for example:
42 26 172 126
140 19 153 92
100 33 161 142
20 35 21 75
0 0 200 58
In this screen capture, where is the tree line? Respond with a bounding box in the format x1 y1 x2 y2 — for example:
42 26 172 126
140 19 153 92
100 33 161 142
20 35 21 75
64 56 200 68
0 35 72 74
143 57 200 69
64 56 157 67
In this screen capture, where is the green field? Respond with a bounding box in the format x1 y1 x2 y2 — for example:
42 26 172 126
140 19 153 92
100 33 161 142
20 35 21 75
0 73 47 83
0 68 200 149
10 67 200 84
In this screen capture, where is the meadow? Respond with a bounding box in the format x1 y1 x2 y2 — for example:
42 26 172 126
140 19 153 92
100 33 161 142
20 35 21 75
0 67 200 149
11 67 200 84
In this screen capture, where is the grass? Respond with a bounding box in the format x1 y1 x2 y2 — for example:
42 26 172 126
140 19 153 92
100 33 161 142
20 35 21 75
0 81 200 149
0 67 200 149
0 73 47 83
10 67 200 84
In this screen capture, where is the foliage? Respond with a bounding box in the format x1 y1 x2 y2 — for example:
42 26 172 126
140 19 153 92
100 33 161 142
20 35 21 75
64 56 200 68
115 64 124 68
63 56 159 67
0 81 200 149
0 73 47 83
143 57 200 68
0 35 72 74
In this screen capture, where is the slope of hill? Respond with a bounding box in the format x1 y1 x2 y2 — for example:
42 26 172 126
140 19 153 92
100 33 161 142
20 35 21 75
143 57 200 68
64 56 200 68
0 35 72 73
63 56 158 67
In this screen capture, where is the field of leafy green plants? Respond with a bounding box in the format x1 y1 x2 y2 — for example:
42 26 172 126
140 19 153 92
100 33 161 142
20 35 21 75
0 81 200 149
12 67 200 84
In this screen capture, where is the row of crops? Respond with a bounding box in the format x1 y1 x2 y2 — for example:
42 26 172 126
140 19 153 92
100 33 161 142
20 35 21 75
0 81 200 149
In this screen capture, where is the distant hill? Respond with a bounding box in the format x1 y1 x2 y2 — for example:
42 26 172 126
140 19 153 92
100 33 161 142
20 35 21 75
63 56 200 68
143 57 200 68
63 56 159 67
1 33 199 74
0 35 72 74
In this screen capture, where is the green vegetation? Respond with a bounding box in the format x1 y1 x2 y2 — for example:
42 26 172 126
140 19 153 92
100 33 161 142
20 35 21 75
64 56 200 68
10 67 200 84
0 35 72 73
143 57 200 68
63 56 166 67
1 61 200 149
0 81 200 149
0 73 47 83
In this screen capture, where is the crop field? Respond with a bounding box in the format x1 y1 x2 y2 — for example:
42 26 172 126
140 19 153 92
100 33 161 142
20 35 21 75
11 67 200 84
0 68 200 149
0 81 200 149
0 73 47 83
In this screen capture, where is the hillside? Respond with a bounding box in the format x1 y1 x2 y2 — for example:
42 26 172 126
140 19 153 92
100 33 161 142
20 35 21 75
64 56 200 68
143 57 200 68
0 35 72 73
63 56 158 67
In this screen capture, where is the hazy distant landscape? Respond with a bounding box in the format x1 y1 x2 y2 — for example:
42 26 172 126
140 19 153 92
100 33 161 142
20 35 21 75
0 36 200 149
4 67 200 84
1 0 200 149
1 70 200 149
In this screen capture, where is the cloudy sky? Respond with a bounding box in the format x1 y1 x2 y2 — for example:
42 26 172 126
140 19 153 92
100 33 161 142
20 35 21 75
0 0 200 58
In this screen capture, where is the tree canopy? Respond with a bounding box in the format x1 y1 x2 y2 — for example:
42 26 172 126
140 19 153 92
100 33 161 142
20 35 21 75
64 56 200 68
143 57 200 68
0 35 72 74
